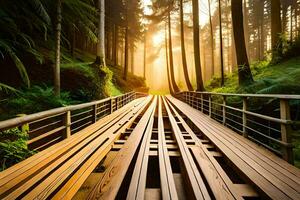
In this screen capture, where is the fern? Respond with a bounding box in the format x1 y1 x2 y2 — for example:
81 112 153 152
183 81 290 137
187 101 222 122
0 83 18 94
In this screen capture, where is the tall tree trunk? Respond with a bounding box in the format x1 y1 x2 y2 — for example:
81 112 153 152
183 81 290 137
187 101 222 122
259 0 265 60
168 8 180 93
130 40 134 74
54 0 62 97
295 1 299 37
112 24 118 66
271 0 282 59
180 0 193 91
192 0 205 91
243 0 250 57
290 4 294 41
165 23 173 95
143 31 147 79
96 0 106 66
123 2 129 80
218 0 225 86
225 0 231 71
120 33 124 67
231 27 237 71
231 0 254 85
208 0 215 76
123 27 129 80
282 3 288 33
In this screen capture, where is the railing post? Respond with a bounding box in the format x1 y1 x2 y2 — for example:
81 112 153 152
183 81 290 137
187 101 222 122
110 98 114 113
242 97 248 137
280 99 293 164
200 94 203 112
63 111 71 138
222 96 226 125
93 104 97 123
185 92 188 103
196 93 200 110
209 95 212 118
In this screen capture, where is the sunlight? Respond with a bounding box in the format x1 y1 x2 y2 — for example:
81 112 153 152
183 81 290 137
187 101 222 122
152 31 165 47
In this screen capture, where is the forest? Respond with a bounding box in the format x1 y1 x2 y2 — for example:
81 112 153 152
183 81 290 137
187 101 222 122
0 0 300 195
1 0 300 115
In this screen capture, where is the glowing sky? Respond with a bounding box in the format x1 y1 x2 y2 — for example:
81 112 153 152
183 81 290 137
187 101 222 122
142 0 217 26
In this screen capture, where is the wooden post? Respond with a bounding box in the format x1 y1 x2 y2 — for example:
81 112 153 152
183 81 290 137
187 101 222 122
116 98 118 110
110 98 114 113
201 93 204 112
185 92 188 103
209 95 212 118
222 96 226 125
280 99 293 164
196 93 200 110
63 111 71 138
242 97 248 137
93 104 97 123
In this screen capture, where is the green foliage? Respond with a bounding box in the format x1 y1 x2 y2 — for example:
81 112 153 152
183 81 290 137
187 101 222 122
0 128 35 171
207 56 300 95
110 65 146 93
0 83 19 94
0 0 98 88
1 86 76 120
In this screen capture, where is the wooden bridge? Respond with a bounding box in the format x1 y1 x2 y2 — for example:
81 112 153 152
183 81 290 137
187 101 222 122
0 92 300 199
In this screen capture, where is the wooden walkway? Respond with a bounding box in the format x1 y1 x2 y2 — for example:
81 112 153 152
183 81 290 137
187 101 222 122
0 94 300 199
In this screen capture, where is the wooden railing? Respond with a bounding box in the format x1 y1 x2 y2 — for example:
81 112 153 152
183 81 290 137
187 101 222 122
0 92 146 151
175 91 300 164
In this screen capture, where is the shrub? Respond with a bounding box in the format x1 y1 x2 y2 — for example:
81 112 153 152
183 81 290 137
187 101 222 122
0 128 35 171
61 63 113 101
0 85 76 120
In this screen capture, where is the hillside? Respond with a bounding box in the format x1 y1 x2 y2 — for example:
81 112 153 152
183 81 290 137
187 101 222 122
0 49 147 121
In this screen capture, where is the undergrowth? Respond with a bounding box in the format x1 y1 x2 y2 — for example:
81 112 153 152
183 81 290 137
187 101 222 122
0 127 34 171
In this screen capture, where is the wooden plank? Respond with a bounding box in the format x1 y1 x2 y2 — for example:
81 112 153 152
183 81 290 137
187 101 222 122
162 97 211 200
156 96 178 200
0 98 146 198
167 96 300 200
145 189 161 200
126 96 157 200
33 97 152 200
87 96 156 200
171 95 300 179
166 97 238 200
170 96 300 186
4 97 150 200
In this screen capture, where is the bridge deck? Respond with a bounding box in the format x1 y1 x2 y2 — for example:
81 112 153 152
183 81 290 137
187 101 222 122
0 95 299 199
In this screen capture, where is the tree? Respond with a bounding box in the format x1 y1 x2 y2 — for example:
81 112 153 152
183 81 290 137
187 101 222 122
96 0 106 66
122 0 143 80
54 0 62 96
271 0 282 60
168 5 180 93
218 0 225 86
208 0 215 76
143 30 147 79
192 0 205 91
165 22 174 94
231 0 254 85
179 0 193 91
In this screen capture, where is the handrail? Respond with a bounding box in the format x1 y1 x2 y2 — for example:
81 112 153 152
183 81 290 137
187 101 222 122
175 91 300 164
176 91 300 100
0 91 135 131
0 91 146 151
